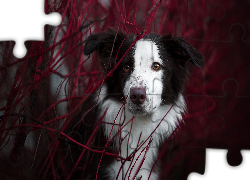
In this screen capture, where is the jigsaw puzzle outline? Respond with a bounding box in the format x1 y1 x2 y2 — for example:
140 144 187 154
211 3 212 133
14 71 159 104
0 0 249 179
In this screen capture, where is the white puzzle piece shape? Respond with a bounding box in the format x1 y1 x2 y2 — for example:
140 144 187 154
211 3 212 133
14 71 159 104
188 148 250 180
0 0 61 58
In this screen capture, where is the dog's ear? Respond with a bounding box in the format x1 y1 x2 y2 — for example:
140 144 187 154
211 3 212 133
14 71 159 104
84 30 126 67
161 35 204 68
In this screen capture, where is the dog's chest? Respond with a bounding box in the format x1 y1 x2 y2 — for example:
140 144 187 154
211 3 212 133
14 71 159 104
108 144 159 180
108 116 160 180
99 103 167 179
97 86 185 179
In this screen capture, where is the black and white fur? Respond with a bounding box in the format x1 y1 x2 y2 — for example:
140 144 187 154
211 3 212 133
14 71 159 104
64 30 204 180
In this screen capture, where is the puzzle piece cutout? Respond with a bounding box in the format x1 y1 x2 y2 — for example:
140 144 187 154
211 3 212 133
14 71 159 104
203 27 250 97
188 148 250 180
187 0 250 42
0 0 61 58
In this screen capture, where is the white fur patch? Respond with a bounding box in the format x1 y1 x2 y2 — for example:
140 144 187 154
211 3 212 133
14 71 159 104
124 40 164 114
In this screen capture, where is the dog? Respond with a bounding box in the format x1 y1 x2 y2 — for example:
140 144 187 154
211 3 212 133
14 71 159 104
61 30 204 180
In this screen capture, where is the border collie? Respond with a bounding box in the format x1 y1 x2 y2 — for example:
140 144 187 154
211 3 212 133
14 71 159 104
64 30 204 180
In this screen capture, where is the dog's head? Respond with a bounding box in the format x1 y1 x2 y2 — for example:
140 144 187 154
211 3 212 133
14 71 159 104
84 30 204 116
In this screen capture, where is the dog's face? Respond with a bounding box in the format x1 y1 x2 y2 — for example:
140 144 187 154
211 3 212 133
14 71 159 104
123 39 164 115
84 30 204 115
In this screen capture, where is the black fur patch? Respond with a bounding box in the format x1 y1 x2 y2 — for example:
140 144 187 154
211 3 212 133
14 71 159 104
84 30 135 102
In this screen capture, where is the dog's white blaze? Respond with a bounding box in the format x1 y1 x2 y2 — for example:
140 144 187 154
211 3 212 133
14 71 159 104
124 39 164 113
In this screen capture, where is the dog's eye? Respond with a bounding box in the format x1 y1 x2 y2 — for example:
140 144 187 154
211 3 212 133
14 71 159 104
123 64 130 72
151 62 161 71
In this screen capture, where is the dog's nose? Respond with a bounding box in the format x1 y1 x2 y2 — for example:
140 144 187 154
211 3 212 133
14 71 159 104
130 87 146 105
